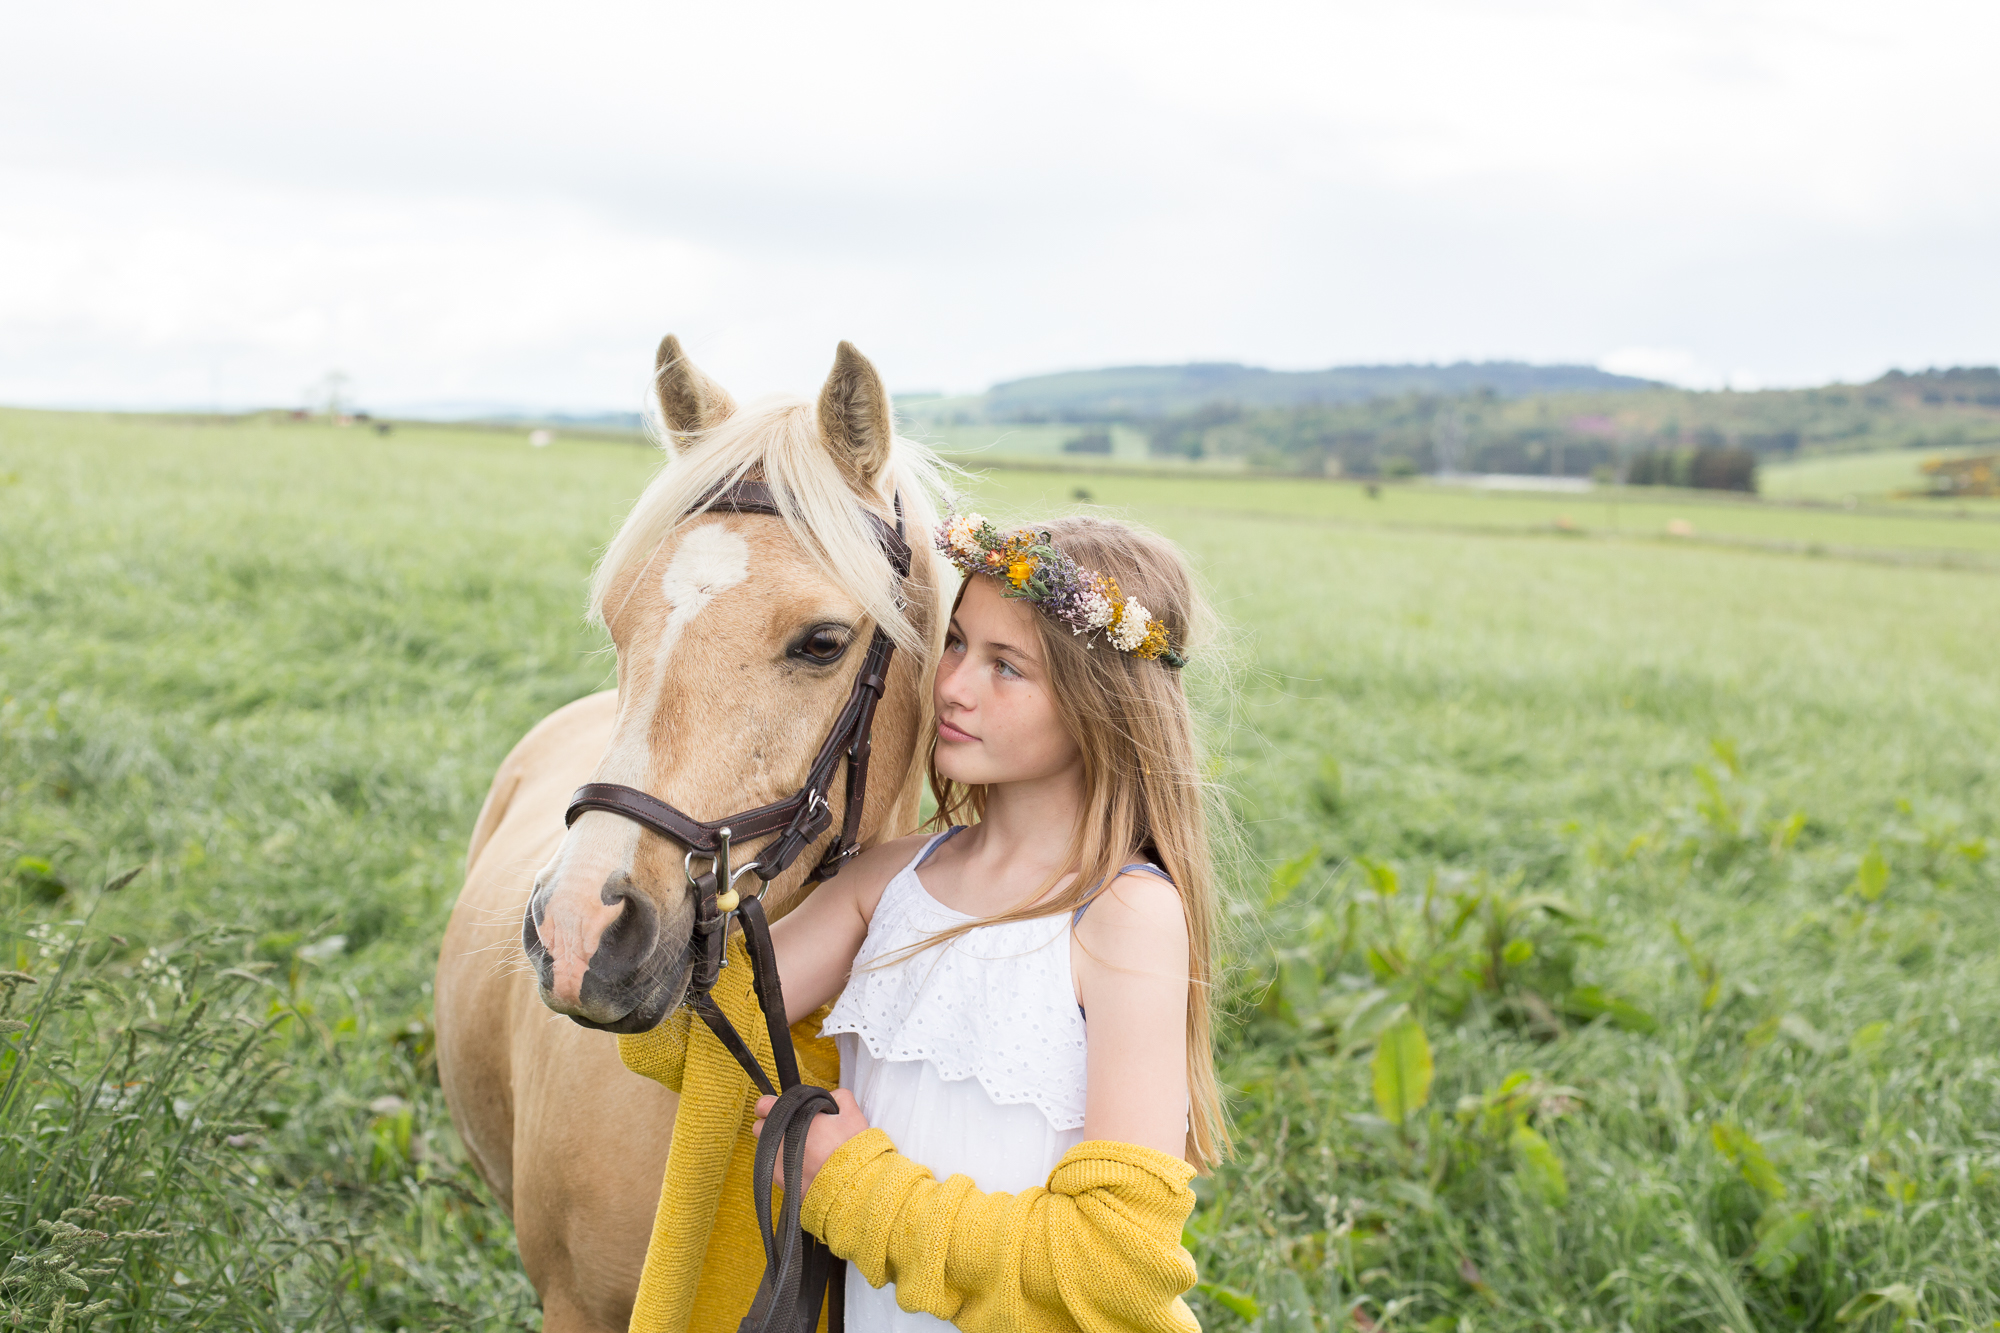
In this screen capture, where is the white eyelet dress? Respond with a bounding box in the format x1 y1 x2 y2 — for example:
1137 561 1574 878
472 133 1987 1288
819 827 1168 1331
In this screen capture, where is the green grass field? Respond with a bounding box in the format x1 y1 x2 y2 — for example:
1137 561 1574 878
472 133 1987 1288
1758 446 2000 510
3 409 1996 1330
969 463 2000 566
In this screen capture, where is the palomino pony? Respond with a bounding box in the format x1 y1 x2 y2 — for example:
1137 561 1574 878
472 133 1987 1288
435 338 949 1332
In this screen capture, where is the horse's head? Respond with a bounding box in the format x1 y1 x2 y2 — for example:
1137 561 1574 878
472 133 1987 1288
523 337 943 1031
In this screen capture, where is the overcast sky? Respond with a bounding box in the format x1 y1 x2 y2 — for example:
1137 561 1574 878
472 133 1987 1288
3 1 1996 414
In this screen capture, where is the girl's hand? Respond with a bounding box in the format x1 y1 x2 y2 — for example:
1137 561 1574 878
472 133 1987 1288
751 1088 872 1193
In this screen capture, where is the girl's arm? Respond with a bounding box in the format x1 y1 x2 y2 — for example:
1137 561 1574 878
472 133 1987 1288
1072 870 1194 1157
767 830 929 1024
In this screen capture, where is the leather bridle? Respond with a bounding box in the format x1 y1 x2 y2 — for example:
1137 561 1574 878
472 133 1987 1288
559 475 915 1333
565 475 911 891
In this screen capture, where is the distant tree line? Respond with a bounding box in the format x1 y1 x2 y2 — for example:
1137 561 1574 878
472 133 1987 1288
896 363 2000 491
1623 445 1758 492
1875 367 2000 406
1141 394 1779 490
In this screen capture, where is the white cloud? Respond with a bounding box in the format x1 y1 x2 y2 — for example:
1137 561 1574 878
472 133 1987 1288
1598 349 1772 394
1 0 1996 410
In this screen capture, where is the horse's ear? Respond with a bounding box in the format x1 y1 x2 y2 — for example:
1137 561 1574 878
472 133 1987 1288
655 335 736 448
816 341 894 486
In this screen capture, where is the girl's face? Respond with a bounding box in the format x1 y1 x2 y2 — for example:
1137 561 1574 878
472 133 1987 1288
933 575 1082 788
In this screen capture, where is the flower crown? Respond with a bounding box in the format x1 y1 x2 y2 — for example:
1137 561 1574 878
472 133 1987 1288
935 511 1188 668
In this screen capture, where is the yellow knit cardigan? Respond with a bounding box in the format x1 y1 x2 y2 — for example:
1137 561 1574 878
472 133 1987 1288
617 934 1202 1333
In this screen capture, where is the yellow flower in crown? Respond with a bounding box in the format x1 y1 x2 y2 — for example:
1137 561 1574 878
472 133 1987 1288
1006 555 1038 587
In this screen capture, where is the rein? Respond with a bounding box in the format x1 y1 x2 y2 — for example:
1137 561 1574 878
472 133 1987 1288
563 476 914 1333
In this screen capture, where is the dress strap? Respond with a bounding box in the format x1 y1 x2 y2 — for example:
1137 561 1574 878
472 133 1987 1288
1070 862 1174 927
915 825 965 868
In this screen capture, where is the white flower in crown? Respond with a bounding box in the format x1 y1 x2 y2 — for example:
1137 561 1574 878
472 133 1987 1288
1107 597 1150 652
1075 584 1114 631
944 511 985 556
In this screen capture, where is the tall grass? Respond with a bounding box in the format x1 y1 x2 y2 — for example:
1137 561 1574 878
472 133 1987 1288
3 410 1995 1329
1 410 626 1327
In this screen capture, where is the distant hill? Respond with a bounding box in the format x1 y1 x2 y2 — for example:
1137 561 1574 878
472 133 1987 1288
1131 366 2000 483
963 361 1658 422
1871 366 2000 405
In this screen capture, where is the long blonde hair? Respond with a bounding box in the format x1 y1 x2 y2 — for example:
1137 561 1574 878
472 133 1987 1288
924 514 1230 1167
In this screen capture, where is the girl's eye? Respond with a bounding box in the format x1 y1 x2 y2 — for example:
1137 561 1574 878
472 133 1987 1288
994 658 1022 680
791 625 852 664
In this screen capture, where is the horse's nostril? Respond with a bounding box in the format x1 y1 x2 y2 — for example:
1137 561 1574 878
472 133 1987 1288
590 873 661 982
520 902 555 989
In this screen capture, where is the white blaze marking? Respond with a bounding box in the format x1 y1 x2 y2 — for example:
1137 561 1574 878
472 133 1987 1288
659 521 751 644
535 519 755 1001
591 521 750 802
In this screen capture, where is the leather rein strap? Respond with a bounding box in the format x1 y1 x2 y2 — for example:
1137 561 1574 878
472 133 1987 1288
560 476 914 1333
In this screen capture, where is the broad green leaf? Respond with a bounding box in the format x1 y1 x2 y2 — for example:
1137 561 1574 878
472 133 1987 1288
1383 1178 1438 1214
1852 846 1889 902
1510 1124 1569 1207
1744 1013 1782 1050
1358 857 1399 898
1750 1205 1815 1278
1337 990 1407 1050
1193 1281 1258 1320
1512 893 1584 920
1364 945 1403 979
1276 957 1320 1025
1308 757 1343 817
1779 1013 1832 1055
1712 1121 1786 1201
1694 764 1734 831
1502 937 1534 966
1257 1269 1312 1333
1835 1283 1919 1323
1371 1018 1433 1125
1266 846 1318 908
1562 986 1659 1034
1848 1020 1892 1062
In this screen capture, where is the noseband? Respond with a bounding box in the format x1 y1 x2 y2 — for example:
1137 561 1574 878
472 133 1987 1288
560 475 913 1333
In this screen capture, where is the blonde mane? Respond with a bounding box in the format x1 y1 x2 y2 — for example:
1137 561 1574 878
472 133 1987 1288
590 395 953 663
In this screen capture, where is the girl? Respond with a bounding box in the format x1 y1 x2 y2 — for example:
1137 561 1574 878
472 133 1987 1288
753 511 1228 1332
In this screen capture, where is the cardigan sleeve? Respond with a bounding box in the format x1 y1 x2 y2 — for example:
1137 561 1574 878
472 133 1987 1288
799 1129 1201 1333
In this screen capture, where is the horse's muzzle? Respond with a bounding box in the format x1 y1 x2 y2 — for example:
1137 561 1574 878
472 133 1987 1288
522 873 692 1033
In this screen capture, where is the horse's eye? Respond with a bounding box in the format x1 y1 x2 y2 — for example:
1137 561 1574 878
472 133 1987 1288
793 625 851 664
